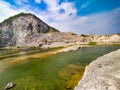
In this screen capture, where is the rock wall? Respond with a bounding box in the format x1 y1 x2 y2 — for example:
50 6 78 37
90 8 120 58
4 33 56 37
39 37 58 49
0 13 120 48
93 34 120 44
0 13 50 47
74 49 120 90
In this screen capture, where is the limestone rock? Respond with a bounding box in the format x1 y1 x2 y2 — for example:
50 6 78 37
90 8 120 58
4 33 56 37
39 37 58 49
0 13 58 47
0 13 120 48
4 82 14 90
75 49 120 90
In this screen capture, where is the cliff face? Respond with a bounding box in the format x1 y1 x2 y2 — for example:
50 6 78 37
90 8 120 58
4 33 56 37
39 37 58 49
75 49 120 90
93 34 120 44
0 13 120 48
0 13 58 47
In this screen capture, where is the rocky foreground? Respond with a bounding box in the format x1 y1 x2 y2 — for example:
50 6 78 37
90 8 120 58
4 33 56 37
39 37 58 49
75 49 120 90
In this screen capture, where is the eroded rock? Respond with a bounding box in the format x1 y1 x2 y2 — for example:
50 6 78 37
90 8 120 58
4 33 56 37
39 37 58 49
75 49 120 90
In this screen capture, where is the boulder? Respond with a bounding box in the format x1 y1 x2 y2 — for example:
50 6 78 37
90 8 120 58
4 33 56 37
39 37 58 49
4 82 14 90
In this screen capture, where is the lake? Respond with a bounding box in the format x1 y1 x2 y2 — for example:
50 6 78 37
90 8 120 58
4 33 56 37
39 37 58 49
0 46 119 90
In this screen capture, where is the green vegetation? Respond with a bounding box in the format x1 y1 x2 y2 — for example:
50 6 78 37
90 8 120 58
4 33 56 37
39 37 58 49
47 27 59 33
117 33 120 36
70 33 77 35
88 42 97 45
98 43 120 46
1 12 33 24
111 44 120 46
80 34 89 37
0 46 119 90
0 46 63 60
59 64 85 89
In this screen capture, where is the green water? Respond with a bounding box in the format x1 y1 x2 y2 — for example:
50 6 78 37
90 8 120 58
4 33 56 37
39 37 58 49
0 46 119 90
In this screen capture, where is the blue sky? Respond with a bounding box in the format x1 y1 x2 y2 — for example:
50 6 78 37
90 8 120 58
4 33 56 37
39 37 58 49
0 0 120 34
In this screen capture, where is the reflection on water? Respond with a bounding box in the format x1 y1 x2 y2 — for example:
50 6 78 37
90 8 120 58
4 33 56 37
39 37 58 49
0 46 119 90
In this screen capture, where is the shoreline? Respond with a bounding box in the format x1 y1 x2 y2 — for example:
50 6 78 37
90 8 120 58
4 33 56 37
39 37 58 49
0 45 119 89
75 49 120 90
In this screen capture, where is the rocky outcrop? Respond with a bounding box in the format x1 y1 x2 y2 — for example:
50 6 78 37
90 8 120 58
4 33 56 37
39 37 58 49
93 34 120 44
75 49 120 90
0 13 120 48
0 13 58 47
4 82 14 90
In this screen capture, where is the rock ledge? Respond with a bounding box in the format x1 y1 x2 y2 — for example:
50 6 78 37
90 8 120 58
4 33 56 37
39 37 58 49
75 49 120 90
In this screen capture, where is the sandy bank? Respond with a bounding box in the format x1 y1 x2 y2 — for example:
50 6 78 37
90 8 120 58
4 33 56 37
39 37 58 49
0 45 82 73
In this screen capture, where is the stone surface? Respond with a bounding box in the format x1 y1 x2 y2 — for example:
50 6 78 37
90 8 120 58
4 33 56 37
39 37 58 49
0 13 58 47
0 13 120 48
4 82 14 90
75 49 120 90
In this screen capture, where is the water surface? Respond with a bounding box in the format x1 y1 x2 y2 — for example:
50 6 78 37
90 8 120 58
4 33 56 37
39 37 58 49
0 46 119 90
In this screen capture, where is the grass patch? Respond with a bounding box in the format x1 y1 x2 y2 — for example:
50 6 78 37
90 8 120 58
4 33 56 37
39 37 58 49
46 27 59 33
1 12 33 24
111 44 120 46
88 42 97 45
59 64 85 89
0 46 64 60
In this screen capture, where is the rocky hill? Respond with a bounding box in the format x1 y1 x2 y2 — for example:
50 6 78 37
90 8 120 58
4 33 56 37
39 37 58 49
74 49 120 90
0 13 58 47
0 13 120 48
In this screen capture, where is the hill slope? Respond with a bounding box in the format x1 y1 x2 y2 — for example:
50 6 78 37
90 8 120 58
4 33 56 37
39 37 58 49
0 13 120 48
0 13 59 47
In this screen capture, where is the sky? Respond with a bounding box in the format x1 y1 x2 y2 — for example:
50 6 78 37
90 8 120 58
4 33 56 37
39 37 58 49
0 0 120 35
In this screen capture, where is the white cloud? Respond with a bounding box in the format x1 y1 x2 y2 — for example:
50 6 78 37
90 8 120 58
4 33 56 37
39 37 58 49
35 0 42 3
0 0 120 35
0 0 41 22
29 0 77 26
0 0 19 22
14 0 29 5
46 7 120 35
0 0 77 23
80 1 91 9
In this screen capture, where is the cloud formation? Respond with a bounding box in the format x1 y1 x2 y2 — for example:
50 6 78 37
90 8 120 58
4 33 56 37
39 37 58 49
13 0 29 5
0 0 18 22
0 0 120 35
35 0 42 3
